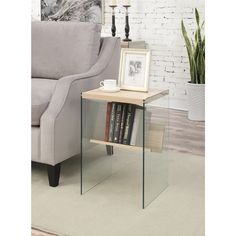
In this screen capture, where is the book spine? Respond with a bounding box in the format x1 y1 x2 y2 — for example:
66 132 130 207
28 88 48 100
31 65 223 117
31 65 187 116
118 104 127 143
108 102 117 142
123 104 136 145
113 104 123 143
104 102 112 142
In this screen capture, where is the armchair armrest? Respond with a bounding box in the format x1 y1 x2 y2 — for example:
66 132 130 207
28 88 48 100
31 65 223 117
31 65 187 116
40 37 121 165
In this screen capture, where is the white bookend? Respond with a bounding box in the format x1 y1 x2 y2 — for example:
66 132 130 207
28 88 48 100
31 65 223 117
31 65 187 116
130 109 142 146
130 109 152 146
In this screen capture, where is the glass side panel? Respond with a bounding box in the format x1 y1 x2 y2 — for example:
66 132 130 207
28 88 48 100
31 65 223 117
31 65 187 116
143 95 169 208
81 99 112 194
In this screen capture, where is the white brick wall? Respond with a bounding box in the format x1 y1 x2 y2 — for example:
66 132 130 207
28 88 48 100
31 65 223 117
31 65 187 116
31 0 40 21
31 0 205 110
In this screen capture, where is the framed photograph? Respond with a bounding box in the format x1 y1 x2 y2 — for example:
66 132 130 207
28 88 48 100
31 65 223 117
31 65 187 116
118 48 151 92
41 0 105 24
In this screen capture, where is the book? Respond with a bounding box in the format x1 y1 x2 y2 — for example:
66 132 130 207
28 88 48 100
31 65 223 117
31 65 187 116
113 103 123 143
104 102 112 142
130 108 143 146
108 102 117 142
118 104 128 143
123 104 136 145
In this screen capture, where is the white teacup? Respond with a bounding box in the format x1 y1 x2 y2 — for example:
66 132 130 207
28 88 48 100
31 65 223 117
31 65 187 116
100 79 117 90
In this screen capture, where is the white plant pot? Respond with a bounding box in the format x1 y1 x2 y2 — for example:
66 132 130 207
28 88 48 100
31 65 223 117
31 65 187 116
187 83 205 121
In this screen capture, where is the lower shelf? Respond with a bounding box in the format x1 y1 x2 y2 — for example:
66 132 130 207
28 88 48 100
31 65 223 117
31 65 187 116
90 139 143 151
90 123 165 153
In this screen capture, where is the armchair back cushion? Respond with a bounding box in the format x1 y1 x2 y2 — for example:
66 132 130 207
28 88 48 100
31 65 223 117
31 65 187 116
31 21 102 79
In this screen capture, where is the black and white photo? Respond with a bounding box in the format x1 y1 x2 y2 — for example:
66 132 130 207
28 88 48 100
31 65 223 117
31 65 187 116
129 61 142 77
41 0 104 24
119 48 151 92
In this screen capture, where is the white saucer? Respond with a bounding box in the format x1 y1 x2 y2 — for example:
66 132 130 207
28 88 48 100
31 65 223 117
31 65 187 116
99 86 120 93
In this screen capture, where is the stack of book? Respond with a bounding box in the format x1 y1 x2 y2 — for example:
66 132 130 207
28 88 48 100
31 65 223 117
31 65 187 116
104 102 147 146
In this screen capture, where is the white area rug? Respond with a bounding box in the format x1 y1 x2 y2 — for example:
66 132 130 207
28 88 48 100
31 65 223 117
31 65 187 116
32 150 204 236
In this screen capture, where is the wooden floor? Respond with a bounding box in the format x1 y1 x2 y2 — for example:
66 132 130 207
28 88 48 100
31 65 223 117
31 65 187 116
167 109 205 156
32 108 205 236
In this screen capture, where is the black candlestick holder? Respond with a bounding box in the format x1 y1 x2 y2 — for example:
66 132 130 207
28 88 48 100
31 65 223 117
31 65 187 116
123 5 132 42
110 5 117 37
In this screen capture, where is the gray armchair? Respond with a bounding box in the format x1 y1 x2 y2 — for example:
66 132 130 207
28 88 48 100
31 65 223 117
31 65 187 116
31 21 121 186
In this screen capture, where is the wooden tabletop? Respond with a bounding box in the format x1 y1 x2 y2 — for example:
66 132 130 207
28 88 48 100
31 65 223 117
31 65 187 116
82 88 169 106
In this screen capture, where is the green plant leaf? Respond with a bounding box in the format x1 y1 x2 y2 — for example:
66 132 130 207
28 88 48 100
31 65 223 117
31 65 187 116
181 20 194 82
181 10 205 84
196 26 202 47
195 8 200 26
201 20 205 29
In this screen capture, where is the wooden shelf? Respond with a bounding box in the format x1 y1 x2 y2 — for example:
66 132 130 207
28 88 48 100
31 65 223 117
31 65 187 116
82 89 169 106
90 124 165 151
90 131 164 152
90 139 144 151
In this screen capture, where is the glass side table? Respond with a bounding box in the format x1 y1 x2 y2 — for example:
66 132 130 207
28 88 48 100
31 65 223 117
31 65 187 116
81 89 169 209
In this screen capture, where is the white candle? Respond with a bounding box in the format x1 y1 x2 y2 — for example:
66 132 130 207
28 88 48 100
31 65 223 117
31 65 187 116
123 0 131 6
109 0 117 6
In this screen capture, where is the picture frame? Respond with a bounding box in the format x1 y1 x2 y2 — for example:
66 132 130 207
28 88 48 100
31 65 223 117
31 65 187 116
118 48 151 92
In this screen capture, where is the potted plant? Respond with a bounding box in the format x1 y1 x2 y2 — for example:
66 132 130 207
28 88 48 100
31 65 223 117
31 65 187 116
181 8 205 121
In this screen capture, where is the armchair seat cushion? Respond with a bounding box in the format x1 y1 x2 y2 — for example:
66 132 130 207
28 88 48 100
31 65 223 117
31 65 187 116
31 78 57 126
